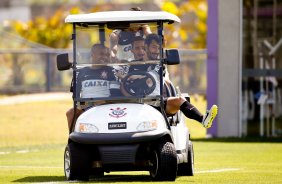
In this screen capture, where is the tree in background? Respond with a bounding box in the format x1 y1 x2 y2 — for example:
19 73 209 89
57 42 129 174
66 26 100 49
10 1 207 49
162 0 207 49
11 7 79 48
161 0 208 95
4 7 79 90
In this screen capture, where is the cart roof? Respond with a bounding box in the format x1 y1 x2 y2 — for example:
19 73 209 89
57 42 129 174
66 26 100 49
65 11 180 24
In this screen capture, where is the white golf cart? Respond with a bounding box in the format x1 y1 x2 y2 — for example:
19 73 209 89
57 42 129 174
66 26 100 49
57 10 194 181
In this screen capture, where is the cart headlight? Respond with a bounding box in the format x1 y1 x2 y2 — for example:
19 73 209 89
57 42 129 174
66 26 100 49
137 120 158 131
77 123 99 133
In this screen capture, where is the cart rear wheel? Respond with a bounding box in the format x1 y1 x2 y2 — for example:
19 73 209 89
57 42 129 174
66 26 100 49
177 141 194 176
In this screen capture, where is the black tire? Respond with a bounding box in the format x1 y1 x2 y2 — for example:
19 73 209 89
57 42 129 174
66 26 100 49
90 170 104 178
150 141 177 181
64 142 90 181
177 141 194 176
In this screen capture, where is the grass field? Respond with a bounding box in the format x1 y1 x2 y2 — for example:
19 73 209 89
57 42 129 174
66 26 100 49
0 95 206 148
0 100 70 147
1 141 282 183
0 97 282 183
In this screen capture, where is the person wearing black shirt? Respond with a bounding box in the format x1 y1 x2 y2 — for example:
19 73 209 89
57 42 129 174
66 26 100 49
66 44 120 130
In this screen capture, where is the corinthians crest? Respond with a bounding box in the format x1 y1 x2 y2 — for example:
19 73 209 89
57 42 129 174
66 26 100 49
109 107 127 118
100 71 108 79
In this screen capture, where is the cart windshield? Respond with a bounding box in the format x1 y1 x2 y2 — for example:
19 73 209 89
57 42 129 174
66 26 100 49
73 22 163 102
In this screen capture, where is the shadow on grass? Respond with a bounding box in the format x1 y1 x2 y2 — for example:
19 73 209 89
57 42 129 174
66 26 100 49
192 137 282 143
13 176 65 183
13 174 152 183
91 174 152 182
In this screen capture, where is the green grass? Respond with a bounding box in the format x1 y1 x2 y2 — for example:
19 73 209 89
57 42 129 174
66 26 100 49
0 100 71 147
1 141 282 183
0 95 206 148
1 98 282 183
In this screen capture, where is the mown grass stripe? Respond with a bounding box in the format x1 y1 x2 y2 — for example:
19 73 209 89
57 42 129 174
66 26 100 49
196 168 241 173
0 166 62 169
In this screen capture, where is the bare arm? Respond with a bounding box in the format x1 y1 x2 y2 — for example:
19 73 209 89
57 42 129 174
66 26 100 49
142 25 152 36
110 31 119 62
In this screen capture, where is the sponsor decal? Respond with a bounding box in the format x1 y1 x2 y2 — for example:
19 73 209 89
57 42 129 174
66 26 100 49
109 107 127 118
108 122 127 129
83 80 108 88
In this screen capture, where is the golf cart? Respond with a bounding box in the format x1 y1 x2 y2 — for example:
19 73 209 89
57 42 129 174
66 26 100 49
57 10 194 181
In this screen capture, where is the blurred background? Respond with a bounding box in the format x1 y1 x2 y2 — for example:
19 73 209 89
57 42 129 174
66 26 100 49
1 2 282 183
0 0 209 146
1 0 282 139
0 0 207 94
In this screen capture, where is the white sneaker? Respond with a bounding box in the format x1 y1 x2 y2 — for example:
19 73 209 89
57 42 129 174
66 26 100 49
202 105 218 128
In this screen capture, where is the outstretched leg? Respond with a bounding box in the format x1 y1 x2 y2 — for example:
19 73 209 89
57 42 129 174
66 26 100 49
165 97 218 128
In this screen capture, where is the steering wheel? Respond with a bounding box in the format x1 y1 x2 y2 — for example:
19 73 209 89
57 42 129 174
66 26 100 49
122 71 156 96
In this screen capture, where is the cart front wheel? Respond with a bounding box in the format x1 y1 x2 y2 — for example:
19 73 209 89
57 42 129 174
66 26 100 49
150 141 177 181
64 142 90 181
